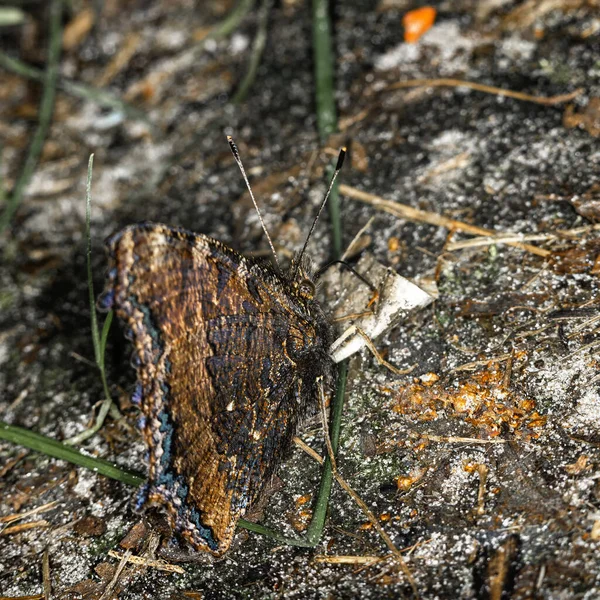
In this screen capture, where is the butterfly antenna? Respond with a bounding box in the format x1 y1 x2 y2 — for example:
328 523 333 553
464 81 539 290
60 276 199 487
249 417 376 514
227 135 280 270
295 147 346 275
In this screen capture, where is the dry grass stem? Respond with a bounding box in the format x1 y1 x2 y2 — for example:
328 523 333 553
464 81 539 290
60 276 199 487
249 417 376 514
95 32 142 87
451 353 512 372
476 464 489 516
340 185 551 258
314 555 385 565
1 520 50 535
0 501 59 524
107 550 186 574
332 311 375 323
418 434 507 445
99 550 131 600
42 549 51 600
341 216 375 261
385 78 583 106
318 381 419 598
293 436 324 464
446 233 557 251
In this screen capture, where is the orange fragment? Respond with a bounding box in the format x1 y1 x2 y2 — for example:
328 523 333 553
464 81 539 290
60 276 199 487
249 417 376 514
403 6 437 44
388 236 400 253
295 493 312 506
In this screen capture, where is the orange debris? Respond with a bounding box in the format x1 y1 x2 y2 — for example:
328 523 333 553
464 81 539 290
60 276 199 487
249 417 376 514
403 6 437 43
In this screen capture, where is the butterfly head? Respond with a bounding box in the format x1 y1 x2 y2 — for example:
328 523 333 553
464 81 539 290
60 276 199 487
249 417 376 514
287 254 319 305
297 278 315 301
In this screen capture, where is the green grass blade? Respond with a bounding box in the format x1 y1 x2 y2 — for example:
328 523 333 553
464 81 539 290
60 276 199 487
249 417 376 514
302 0 348 548
208 0 256 41
304 359 347 544
0 420 143 487
65 155 119 446
312 0 342 262
0 0 63 232
0 52 155 133
312 0 337 142
99 311 114 372
86 154 101 365
232 0 273 104
237 519 316 547
0 418 314 546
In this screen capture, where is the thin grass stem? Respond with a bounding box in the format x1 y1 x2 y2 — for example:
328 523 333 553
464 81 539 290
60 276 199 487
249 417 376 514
232 0 273 104
312 0 342 259
65 156 119 445
302 0 348 547
207 0 256 41
0 51 156 134
0 0 62 232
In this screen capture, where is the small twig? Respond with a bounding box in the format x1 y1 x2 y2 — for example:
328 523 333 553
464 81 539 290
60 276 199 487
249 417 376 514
68 351 96 368
450 353 512 373
341 216 375 261
446 233 557 251
0 448 29 478
314 554 385 565
339 185 551 258
568 338 600 357
98 550 131 600
107 550 185 574
1 520 50 536
476 464 488 517
417 433 507 445
568 313 600 337
42 549 51 600
7 388 28 412
0 0 63 232
502 350 514 390
318 381 419 598
293 436 324 464
384 78 583 106
0 500 59 524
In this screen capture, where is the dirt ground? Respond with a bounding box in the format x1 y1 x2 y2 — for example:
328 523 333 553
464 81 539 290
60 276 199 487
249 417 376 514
1 1 600 598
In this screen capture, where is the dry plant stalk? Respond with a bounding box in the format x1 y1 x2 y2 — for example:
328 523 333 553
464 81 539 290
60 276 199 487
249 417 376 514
339 185 551 258
317 381 420 598
385 78 583 106
1 520 50 536
0 500 58 524
98 550 131 600
107 550 186 574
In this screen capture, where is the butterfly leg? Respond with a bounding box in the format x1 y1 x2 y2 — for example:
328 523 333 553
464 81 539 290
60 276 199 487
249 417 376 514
353 326 415 376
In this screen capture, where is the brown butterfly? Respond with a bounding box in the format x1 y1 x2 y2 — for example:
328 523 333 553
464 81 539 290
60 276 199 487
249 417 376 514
98 141 345 554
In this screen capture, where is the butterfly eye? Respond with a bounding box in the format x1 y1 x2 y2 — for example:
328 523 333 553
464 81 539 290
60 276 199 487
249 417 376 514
298 279 315 300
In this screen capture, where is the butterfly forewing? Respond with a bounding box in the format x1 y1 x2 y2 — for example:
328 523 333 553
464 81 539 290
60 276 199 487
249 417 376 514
100 223 333 554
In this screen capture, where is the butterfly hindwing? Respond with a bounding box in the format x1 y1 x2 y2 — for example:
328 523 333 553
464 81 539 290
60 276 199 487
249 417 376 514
100 223 333 554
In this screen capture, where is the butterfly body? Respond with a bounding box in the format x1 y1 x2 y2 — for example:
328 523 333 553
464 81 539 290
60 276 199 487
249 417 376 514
99 222 335 555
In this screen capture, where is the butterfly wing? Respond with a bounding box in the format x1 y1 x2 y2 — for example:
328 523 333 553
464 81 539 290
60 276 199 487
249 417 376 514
100 223 332 555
